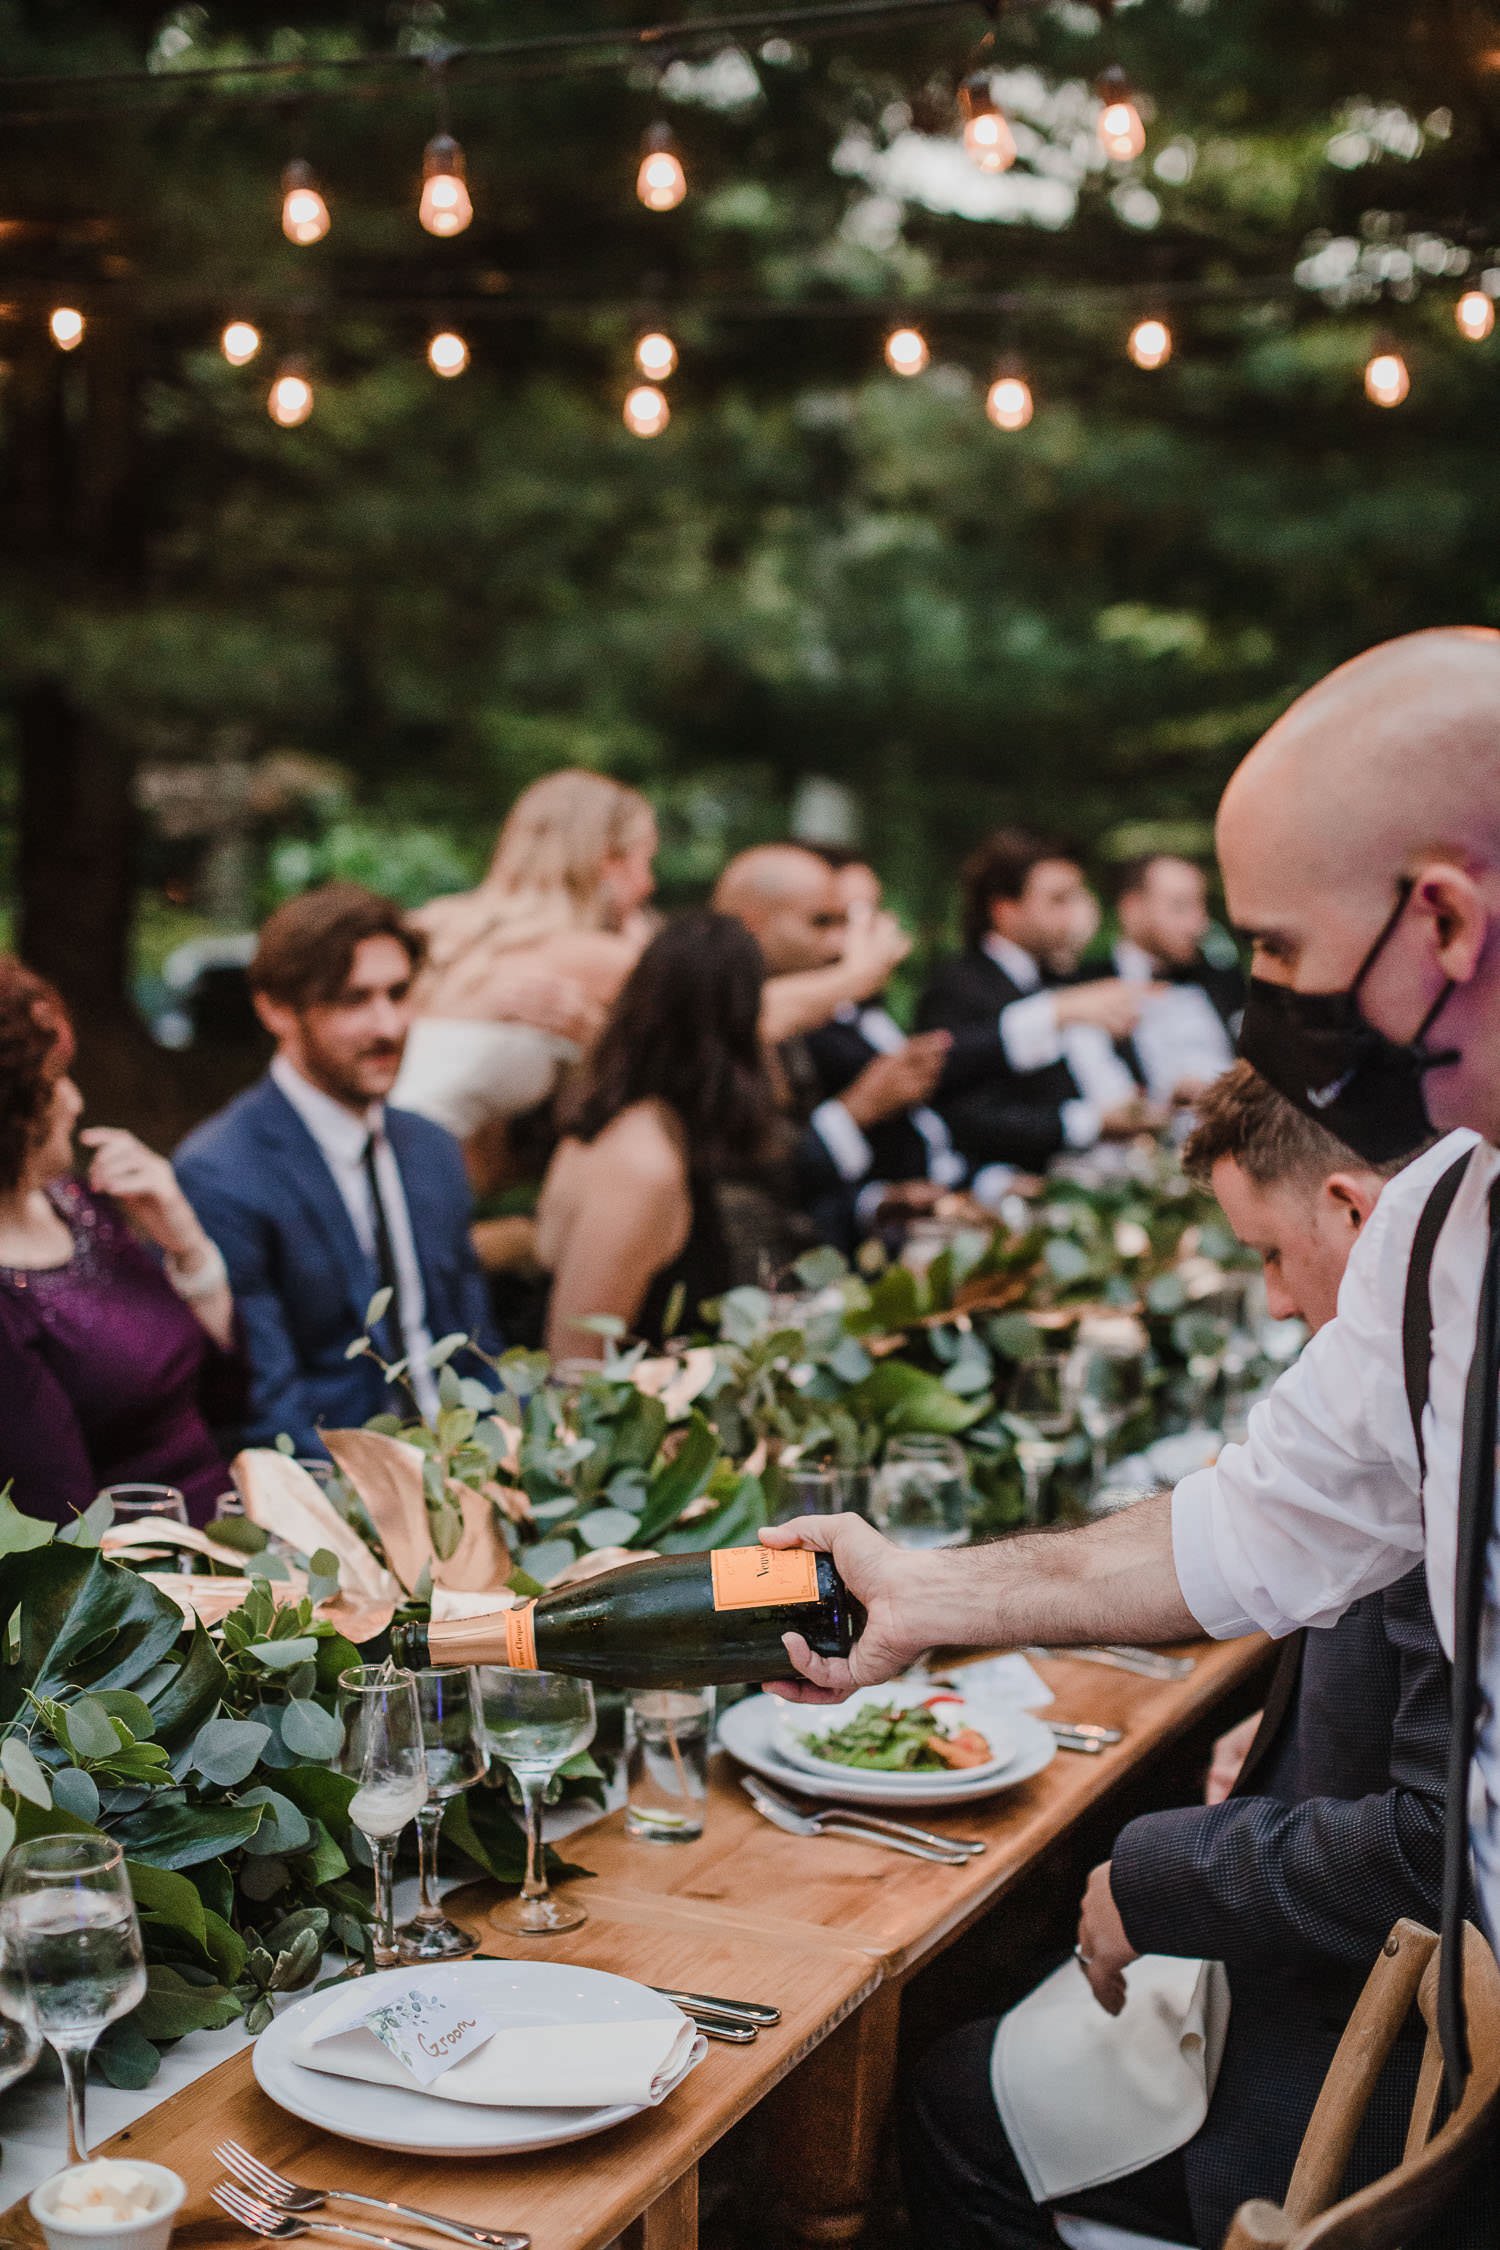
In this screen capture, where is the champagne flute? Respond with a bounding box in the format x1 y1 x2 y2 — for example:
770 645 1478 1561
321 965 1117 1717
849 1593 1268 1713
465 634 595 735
336 1665 427 1970
1007 1353 1076 1524
0 1836 147 2166
397 1667 489 1963
478 1668 596 1937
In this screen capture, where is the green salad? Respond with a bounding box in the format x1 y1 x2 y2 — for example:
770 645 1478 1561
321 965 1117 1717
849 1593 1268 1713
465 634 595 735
798 1696 991 1772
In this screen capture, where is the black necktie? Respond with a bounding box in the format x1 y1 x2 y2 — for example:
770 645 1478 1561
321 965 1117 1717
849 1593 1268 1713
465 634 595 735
1438 1179 1500 2100
360 1130 405 1346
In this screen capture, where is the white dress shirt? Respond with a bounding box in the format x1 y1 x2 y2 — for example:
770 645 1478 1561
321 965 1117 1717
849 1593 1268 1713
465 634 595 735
808 1005 967 1212
1112 939 1235 1103
271 1056 440 1423
981 935 1137 1148
1169 1128 1500 1933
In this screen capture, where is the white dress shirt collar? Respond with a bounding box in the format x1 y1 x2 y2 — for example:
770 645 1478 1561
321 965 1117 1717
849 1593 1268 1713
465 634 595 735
1113 938 1158 984
982 932 1043 992
271 1055 382 1159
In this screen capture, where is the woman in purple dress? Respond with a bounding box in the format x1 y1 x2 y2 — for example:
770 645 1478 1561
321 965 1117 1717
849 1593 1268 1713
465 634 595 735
0 960 239 1524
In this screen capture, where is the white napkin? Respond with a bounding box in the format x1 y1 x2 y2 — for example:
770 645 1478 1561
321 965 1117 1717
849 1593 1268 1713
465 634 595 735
991 1955 1229 2202
293 1989 704 2111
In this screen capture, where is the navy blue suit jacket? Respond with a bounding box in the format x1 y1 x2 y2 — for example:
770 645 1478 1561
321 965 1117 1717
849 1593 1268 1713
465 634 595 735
175 1076 495 1456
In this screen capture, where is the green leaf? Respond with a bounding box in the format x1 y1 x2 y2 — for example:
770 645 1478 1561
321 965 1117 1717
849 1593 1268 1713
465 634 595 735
119 1796 265 1871
134 1963 242 2042
517 1538 577 1584
279 1700 342 1760
192 1718 273 1787
275 1763 357 1830
50 1766 100 1822
95 2017 161 2089
365 1287 393 1329
0 1492 54 1557
247 1636 321 1671
793 1246 848 1291
607 1391 669 1471
236 1786 312 1856
5 1545 184 1707
205 1516 269 1555
849 1360 987 1437
634 1413 719 1545
93 1690 156 1741
126 1861 208 1949
0 1804 16 1863
575 1506 641 1550
67 1694 126 1763
0 1736 52 1809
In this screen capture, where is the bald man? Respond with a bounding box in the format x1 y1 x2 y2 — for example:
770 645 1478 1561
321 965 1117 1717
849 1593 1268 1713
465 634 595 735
763 632 1500 2058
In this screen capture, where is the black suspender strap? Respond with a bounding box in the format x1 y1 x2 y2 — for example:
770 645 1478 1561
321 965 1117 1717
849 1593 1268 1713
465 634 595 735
1403 1149 1474 1481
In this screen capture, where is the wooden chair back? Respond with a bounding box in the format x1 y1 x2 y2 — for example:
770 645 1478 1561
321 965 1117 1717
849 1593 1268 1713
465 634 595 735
1222 1917 1500 2250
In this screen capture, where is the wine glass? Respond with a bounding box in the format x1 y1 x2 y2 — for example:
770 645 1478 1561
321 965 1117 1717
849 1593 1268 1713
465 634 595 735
1066 1343 1147 1489
478 1668 596 1937
1006 1353 1077 1524
98 1484 190 1572
0 1835 146 2165
397 1667 489 1963
870 1436 969 1549
336 1665 427 1970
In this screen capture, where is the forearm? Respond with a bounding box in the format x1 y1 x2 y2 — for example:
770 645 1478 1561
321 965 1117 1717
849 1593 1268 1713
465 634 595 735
761 962 875 1042
902 1493 1196 1651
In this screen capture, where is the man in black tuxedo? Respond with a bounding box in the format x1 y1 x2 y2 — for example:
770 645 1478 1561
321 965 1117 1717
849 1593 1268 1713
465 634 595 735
1109 852 1242 1104
901 1064 1470 2250
916 828 1159 1174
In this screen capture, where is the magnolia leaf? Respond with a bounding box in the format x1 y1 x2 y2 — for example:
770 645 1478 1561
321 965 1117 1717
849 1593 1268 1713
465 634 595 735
134 1963 242 2042
127 1860 209 1948
576 1506 641 1550
120 1795 266 1870
192 1718 272 1787
279 1699 342 1760
634 1413 718 1545
0 1737 52 1810
50 1766 100 1823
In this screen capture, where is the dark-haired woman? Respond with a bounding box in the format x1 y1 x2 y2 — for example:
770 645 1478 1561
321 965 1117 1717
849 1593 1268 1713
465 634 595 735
535 912 804 1357
0 959 238 1523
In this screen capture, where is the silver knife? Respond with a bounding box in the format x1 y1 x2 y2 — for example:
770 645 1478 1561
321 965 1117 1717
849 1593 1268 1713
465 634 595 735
651 1986 781 2025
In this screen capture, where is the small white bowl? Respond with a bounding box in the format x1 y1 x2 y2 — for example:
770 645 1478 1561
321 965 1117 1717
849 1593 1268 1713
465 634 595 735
30 2161 187 2250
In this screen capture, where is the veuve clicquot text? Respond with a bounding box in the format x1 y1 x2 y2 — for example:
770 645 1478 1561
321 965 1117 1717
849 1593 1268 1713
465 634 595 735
395 1547 864 1688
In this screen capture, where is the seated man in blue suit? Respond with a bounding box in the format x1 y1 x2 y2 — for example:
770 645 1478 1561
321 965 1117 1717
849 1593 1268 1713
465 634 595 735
176 884 495 1456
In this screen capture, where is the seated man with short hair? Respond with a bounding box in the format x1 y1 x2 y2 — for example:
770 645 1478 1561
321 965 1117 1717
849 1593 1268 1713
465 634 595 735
900 1063 1467 2250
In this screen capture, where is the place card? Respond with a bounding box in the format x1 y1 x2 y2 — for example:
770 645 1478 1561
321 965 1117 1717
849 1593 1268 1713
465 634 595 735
363 1987 498 2087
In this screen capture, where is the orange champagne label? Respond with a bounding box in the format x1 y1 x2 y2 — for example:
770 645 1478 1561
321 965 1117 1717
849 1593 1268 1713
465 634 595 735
504 1600 538 1670
710 1545 820 1612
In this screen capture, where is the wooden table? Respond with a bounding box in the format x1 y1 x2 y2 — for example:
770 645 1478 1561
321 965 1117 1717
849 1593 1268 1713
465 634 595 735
0 1636 1266 2250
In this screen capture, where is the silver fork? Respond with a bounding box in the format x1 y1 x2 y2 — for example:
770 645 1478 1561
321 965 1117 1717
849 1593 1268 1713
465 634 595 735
214 2142 529 2250
745 1775 985 1858
741 1776 977 1862
213 2181 427 2250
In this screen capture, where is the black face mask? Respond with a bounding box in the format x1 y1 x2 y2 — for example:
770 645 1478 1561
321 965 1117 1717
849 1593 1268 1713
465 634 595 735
1236 880 1460 1166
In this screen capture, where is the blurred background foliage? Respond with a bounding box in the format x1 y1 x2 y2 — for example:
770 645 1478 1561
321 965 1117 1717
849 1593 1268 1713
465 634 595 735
1 0 1499 1116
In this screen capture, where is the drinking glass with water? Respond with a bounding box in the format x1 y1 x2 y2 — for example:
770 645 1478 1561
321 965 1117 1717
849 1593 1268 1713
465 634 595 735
871 1436 970 1549
625 1689 714 1841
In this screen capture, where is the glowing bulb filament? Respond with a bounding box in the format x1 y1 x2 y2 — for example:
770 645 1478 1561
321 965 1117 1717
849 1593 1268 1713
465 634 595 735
623 384 670 437
959 76 1015 175
635 330 678 380
884 326 930 377
1364 347 1410 408
637 124 687 212
1457 289 1495 342
1127 316 1172 370
1096 68 1146 162
49 306 84 351
428 330 470 378
221 321 261 367
986 373 1034 431
281 162 330 246
269 363 314 427
420 135 473 237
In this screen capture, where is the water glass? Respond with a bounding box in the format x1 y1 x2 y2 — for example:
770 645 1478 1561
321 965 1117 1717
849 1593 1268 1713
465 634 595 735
1066 1343 1147 1488
0 1835 147 2165
336 1665 427 1969
1007 1353 1076 1524
98 1484 190 1570
871 1436 969 1549
478 1668 596 1936
625 1689 714 1842
397 1668 488 1963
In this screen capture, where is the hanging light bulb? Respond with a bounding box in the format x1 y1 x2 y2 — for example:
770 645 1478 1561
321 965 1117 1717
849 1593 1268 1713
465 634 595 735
268 358 315 427
280 160 330 246
1127 315 1172 370
986 370 1034 431
634 329 678 381
623 383 670 437
1364 337 1410 408
884 325 930 377
428 329 470 378
637 123 687 213
1457 288 1495 342
48 306 85 351
419 134 473 237
958 75 1016 174
1096 67 1146 162
220 320 261 367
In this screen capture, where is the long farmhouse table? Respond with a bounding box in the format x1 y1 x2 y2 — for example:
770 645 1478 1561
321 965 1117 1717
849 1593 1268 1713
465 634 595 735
0 1637 1268 2250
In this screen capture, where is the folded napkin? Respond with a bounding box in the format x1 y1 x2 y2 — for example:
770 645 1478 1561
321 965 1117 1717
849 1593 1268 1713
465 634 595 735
991 1954 1229 2203
293 1991 704 2111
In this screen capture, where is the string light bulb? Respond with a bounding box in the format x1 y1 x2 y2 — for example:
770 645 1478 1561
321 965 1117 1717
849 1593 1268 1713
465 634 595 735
1364 338 1410 408
634 329 678 381
637 123 687 212
1096 67 1146 162
1127 315 1172 370
958 75 1016 174
986 370 1034 431
48 306 84 351
268 358 314 427
623 383 670 437
220 320 261 367
1457 289 1495 342
280 160 330 246
419 134 473 237
884 325 930 377
428 329 470 378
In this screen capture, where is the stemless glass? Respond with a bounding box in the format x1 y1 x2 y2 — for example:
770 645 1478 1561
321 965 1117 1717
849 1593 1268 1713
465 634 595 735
1007 1353 1076 1524
397 1667 489 1963
98 1485 189 1571
336 1666 427 1970
0 1836 146 2166
478 1668 596 1937
870 1436 969 1549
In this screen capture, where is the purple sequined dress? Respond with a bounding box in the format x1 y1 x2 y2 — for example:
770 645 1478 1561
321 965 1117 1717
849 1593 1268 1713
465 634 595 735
0 1181 234 1524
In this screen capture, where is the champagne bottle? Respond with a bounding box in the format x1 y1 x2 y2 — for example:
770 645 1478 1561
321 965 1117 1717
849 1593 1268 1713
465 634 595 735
395 1547 864 1689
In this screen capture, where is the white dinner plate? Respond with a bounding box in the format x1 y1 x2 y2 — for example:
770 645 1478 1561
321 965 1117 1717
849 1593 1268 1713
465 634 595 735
719 1693 1055 1807
771 1686 1016 1784
253 1960 701 2157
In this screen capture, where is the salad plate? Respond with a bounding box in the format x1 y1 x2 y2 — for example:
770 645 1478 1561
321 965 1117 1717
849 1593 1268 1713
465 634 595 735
719 1693 1055 1807
771 1686 1015 1784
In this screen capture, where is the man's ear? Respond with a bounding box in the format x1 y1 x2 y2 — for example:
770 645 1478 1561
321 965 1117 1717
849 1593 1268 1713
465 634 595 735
1323 1170 1381 1234
251 990 295 1045
1416 863 1488 984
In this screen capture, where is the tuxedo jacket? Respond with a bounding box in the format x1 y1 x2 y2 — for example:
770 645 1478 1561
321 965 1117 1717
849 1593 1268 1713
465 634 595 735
176 1075 496 1456
914 948 1083 1172
801 1013 961 1191
1108 1568 1450 2247
1100 944 1244 1090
